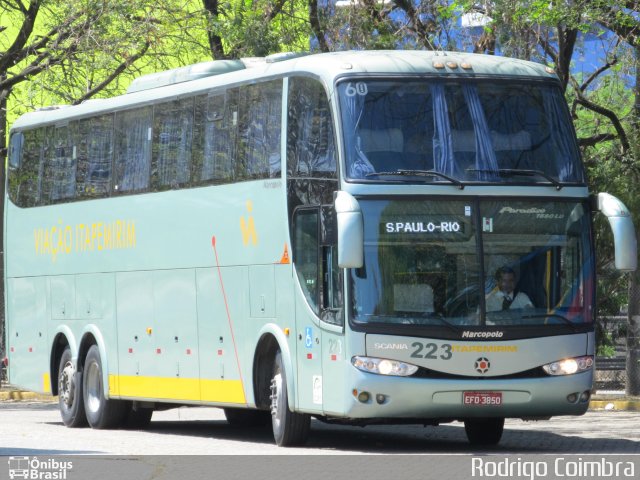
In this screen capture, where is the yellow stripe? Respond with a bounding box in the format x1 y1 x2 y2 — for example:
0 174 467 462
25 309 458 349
201 379 246 404
109 375 245 404
42 373 51 393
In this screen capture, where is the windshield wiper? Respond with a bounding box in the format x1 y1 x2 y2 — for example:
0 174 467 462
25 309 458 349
366 169 465 189
520 312 577 330
466 168 563 190
366 312 459 332
415 313 459 332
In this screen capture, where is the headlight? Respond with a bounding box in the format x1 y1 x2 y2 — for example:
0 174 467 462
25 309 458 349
542 355 594 376
351 356 419 376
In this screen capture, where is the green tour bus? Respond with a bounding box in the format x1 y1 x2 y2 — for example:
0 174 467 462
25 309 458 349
4 50 637 446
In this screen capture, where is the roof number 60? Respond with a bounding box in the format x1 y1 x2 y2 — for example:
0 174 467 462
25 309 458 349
345 82 368 97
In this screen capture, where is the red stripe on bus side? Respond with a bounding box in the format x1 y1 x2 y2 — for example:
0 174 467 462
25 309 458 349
211 235 246 395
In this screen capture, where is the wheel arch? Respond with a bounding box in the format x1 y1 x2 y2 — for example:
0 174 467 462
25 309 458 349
49 326 78 396
252 324 296 411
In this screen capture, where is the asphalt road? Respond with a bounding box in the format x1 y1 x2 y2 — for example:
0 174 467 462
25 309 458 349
0 401 638 455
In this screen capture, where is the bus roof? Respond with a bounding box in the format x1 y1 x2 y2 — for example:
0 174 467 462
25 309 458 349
10 50 557 131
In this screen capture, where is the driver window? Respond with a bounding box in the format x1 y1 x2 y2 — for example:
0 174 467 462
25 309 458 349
293 208 320 313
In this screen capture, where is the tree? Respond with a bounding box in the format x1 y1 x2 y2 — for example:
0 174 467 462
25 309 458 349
311 0 460 51
200 0 310 59
0 0 208 363
467 0 640 394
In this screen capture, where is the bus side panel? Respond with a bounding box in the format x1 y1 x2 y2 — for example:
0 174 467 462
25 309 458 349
76 272 119 398
114 270 203 402
196 266 247 405
7 277 50 393
114 271 156 397
152 269 200 396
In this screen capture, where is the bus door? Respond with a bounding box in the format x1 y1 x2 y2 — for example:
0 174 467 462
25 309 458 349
291 205 346 414
292 207 324 413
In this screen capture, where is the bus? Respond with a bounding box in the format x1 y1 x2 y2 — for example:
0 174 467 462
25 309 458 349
4 50 637 447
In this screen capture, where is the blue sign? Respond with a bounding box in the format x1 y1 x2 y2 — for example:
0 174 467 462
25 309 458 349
305 327 313 348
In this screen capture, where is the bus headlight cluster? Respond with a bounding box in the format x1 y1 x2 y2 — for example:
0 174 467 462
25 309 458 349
542 356 594 376
351 356 418 376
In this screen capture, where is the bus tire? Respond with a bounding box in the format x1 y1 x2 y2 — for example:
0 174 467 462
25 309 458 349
224 408 271 427
464 418 505 445
270 351 310 446
83 345 128 429
58 347 88 428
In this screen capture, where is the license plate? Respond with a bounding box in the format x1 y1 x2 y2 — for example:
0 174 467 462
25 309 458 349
463 391 503 406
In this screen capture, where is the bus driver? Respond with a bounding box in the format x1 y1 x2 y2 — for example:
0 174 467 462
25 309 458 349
485 266 533 312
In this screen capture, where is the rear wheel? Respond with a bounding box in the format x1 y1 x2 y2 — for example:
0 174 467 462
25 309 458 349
83 345 128 429
464 418 505 445
58 347 87 428
270 351 310 446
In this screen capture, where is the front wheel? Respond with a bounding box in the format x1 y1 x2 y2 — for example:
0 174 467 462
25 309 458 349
270 351 310 446
58 347 87 427
464 418 505 445
83 345 128 429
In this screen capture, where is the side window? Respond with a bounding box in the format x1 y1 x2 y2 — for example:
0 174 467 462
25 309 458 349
287 77 337 178
152 97 194 189
8 132 23 170
114 107 152 193
321 206 343 325
17 129 44 207
322 244 344 325
238 81 282 179
7 132 24 204
193 91 237 185
293 208 320 313
42 124 76 204
76 114 113 199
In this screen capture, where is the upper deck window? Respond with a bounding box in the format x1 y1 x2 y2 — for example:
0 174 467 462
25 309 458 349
339 79 584 186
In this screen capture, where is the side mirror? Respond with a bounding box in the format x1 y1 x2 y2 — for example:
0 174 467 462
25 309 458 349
597 192 637 271
334 191 363 268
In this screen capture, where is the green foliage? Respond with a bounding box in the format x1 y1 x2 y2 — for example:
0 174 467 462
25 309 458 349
596 341 616 358
317 1 462 52
203 0 310 58
2 0 212 125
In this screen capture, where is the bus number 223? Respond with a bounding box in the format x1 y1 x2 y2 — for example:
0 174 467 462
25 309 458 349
411 342 453 360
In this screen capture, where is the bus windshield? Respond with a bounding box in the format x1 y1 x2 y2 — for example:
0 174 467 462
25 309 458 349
350 198 593 328
338 79 584 185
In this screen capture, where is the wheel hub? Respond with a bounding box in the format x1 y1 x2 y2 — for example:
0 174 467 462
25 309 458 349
269 373 283 422
59 362 75 407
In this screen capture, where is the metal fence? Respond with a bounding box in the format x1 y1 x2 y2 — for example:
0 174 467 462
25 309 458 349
595 316 627 391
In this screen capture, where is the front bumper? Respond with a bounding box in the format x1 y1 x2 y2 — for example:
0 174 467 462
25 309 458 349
337 368 592 420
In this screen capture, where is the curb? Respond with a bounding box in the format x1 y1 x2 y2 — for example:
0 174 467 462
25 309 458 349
0 390 56 402
588 399 640 412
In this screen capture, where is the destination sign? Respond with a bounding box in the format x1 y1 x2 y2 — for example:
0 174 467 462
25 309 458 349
384 221 462 234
